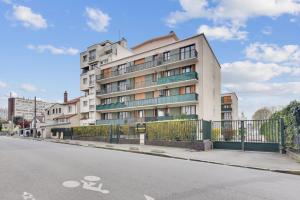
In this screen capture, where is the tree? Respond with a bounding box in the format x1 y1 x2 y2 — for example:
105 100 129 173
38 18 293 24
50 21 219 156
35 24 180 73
269 101 300 149
252 107 272 120
13 116 30 128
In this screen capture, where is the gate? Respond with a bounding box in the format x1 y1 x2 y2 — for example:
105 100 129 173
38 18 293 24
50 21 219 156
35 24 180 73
109 125 120 143
211 119 284 152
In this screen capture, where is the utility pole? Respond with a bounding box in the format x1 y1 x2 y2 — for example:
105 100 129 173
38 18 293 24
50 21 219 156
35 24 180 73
33 96 37 138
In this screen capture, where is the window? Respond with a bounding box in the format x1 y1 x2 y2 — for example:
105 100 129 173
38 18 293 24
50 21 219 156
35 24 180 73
153 54 158 61
119 112 128 119
52 109 55 114
163 51 170 61
83 78 87 85
118 96 127 103
103 98 111 105
182 66 192 73
152 73 157 82
68 106 72 113
83 101 88 107
117 64 127 75
90 63 97 70
180 44 195 60
185 86 191 94
59 108 62 113
181 106 196 115
47 110 50 115
165 70 175 77
159 89 170 97
103 113 112 120
138 110 144 118
83 55 87 62
118 80 127 91
89 49 96 60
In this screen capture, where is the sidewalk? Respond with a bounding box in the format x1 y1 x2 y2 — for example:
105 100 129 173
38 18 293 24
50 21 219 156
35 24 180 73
14 136 300 175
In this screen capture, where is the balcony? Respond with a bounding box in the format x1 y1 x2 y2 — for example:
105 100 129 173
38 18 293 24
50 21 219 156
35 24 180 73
221 107 232 112
96 80 157 95
96 93 198 111
98 49 198 80
96 119 127 125
157 72 197 85
89 56 96 62
95 115 198 125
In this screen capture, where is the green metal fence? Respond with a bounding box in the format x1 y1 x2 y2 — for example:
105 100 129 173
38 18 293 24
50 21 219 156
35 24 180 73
211 119 283 152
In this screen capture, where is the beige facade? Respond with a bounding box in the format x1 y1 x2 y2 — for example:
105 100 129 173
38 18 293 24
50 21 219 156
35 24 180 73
221 93 238 120
42 92 80 138
83 32 221 125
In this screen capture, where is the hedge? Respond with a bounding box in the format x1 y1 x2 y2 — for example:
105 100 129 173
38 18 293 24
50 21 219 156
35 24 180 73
72 125 110 137
146 120 198 141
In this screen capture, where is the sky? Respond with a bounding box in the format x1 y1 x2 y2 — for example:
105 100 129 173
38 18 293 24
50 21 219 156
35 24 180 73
0 0 300 119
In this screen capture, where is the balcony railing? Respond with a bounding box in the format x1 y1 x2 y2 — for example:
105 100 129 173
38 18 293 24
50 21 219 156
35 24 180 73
98 49 198 80
95 115 198 125
157 71 198 85
96 93 198 110
221 107 232 112
96 80 157 95
96 72 197 95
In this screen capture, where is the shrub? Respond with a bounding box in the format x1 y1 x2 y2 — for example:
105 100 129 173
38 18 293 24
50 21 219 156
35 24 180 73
72 125 110 137
146 120 198 141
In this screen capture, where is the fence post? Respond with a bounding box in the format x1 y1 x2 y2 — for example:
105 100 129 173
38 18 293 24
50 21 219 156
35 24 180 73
280 118 286 154
241 121 245 151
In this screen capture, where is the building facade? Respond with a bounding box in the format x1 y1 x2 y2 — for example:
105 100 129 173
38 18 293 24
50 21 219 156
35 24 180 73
80 32 221 125
80 38 133 126
221 93 238 120
8 97 53 121
42 92 80 138
0 108 8 121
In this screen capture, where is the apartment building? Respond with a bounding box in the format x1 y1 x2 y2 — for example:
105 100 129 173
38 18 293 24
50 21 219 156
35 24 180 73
87 32 221 125
42 91 80 138
0 108 8 121
221 93 238 120
8 96 53 121
80 38 133 125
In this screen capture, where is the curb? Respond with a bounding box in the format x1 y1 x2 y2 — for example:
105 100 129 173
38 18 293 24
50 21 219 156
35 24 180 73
11 137 300 176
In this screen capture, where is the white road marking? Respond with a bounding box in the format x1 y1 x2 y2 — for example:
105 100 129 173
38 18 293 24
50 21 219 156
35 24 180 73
62 176 109 195
84 176 101 182
144 194 155 200
62 180 80 188
23 192 36 200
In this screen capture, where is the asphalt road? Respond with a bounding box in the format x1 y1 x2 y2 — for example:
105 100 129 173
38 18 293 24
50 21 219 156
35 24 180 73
1 136 300 200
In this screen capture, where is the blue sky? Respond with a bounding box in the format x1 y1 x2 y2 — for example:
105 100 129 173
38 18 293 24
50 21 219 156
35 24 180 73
0 0 300 118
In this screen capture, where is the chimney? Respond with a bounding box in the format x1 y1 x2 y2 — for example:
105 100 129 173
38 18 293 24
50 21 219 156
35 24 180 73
64 91 68 103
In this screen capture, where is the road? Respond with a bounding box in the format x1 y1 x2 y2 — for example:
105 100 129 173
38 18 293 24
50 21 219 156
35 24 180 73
1 136 300 200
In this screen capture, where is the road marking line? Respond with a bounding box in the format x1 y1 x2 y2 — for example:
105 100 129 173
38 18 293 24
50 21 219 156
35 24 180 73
144 194 155 200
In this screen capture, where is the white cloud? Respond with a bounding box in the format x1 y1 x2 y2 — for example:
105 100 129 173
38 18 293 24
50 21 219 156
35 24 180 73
261 26 272 35
197 24 247 41
0 81 8 89
245 42 300 64
85 7 110 32
27 44 79 55
166 0 300 27
12 5 47 29
20 83 38 92
222 60 291 83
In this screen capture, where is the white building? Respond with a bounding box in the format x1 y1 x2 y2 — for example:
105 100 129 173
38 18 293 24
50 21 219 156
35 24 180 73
80 38 133 125
0 108 8 120
42 91 80 138
80 32 221 124
221 93 238 120
8 97 53 121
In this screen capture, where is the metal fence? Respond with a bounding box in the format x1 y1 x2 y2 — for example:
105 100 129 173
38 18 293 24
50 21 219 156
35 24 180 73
212 119 281 143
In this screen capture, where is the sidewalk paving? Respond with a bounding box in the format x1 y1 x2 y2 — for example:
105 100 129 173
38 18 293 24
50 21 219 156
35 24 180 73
13 136 300 175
